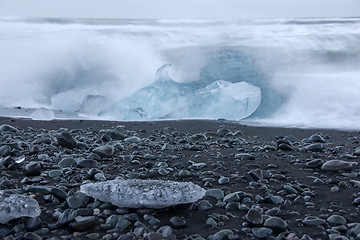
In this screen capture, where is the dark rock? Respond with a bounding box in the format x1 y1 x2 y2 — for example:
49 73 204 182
117 234 136 240
99 129 126 140
306 143 323 152
93 145 114 158
25 217 42 231
58 157 76 167
197 200 213 211
235 153 255 160
76 159 98 168
70 216 97 231
302 216 326 226
245 209 263 226
252 227 273 238
23 232 42 240
321 160 353 171
309 134 325 143
0 124 18 132
25 161 42 176
306 159 324 168
0 145 11 157
170 216 187 228
50 188 67 202
278 143 295 151
205 189 224 200
327 215 347 225
57 132 77 149
263 217 287 233
55 209 78 227
67 195 84 209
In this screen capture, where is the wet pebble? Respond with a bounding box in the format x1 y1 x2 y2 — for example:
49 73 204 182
169 216 187 229
93 145 114 158
25 161 42 176
263 217 287 233
252 227 273 239
321 160 354 171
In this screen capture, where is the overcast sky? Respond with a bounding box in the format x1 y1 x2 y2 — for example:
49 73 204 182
0 0 359 19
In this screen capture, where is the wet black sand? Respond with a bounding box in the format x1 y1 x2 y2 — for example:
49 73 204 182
1 117 360 240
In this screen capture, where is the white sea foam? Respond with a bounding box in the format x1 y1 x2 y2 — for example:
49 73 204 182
0 17 359 129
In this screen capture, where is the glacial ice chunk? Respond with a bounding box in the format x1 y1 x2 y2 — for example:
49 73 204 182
30 107 55 120
80 179 206 209
189 80 261 119
102 50 280 120
101 64 196 120
0 191 41 224
80 95 110 115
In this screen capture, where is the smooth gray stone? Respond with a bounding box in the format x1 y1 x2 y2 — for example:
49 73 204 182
25 161 42 176
116 216 131 230
224 192 240 203
148 232 165 240
212 229 233 240
93 145 114 158
306 159 324 168
48 170 63 178
278 143 295 151
170 216 187 229
327 215 347 225
99 129 126 140
245 209 263 226
157 225 173 237
76 159 98 168
283 184 299 194
218 177 230 185
70 216 97 231
58 157 76 167
235 153 255 160
0 124 18 132
306 143 323 152
205 189 224 200
25 217 42 231
352 223 360 235
252 227 273 238
197 200 213 211
283 135 300 143
67 195 83 209
124 136 141 143
263 217 287 233
57 132 77 149
23 232 42 240
321 160 353 171
55 209 78 227
302 216 326 226
309 134 325 143
0 145 11 157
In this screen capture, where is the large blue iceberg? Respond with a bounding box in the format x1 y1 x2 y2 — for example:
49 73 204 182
101 50 281 120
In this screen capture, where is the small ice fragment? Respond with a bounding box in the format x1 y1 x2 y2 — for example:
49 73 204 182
80 179 206 209
14 155 26 164
0 191 41 224
30 107 55 120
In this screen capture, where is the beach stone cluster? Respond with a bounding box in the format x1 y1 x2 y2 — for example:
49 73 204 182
1 119 360 240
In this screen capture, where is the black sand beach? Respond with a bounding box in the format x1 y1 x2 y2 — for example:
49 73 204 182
1 117 360 240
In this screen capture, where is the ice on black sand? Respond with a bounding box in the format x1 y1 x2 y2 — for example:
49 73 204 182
0 191 41 224
80 179 206 209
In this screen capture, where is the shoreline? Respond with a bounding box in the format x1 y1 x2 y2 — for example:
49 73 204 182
1 117 359 239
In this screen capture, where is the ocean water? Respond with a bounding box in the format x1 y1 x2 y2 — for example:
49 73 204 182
0 17 359 129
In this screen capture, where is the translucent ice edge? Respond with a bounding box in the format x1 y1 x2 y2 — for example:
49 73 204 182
80 179 206 209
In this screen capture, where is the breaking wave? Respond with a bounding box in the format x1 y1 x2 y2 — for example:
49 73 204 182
0 17 360 129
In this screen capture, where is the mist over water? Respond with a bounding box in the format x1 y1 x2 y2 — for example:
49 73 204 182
0 17 360 129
